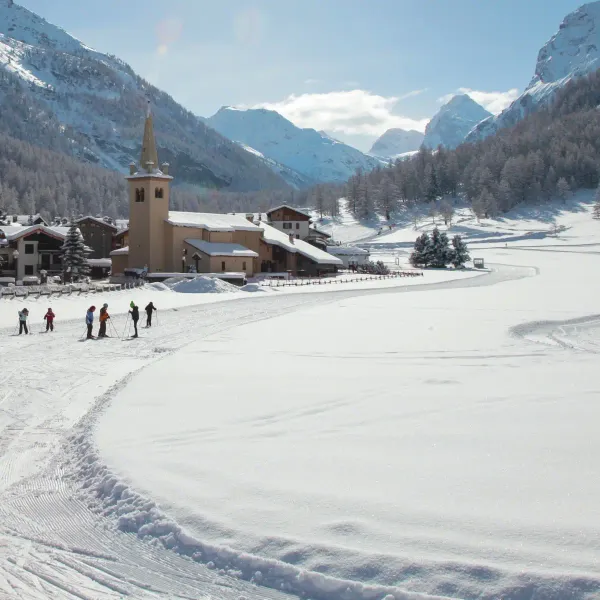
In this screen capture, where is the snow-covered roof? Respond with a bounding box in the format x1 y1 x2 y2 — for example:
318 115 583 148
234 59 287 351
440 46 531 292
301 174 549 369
115 219 129 231
110 246 129 256
326 245 370 256
77 216 118 231
167 212 261 232
308 226 332 238
185 239 258 258
266 204 312 218
1 214 47 226
259 222 343 266
0 225 70 242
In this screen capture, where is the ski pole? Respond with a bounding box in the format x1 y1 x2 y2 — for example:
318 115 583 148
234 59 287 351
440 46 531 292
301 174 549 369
109 320 118 337
121 313 130 339
80 326 87 340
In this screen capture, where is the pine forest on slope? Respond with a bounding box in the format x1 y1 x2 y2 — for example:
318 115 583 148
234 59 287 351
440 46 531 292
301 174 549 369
339 71 600 221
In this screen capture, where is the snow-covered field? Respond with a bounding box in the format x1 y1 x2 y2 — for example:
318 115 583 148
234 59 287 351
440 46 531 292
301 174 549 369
2 196 600 599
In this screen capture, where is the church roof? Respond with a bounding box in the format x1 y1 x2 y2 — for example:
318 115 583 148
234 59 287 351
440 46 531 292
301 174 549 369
185 239 258 258
166 212 261 232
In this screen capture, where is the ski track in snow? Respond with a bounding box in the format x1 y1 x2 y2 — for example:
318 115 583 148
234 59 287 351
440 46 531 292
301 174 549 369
0 264 537 600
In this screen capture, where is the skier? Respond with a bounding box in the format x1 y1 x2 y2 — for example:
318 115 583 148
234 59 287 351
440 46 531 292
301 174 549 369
98 303 110 338
18 308 29 335
129 303 140 338
44 308 55 332
86 306 96 339
144 302 157 327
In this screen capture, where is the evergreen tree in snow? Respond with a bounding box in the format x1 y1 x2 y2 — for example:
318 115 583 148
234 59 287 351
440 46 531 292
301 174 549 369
409 232 430 268
449 235 470 268
428 227 452 268
61 216 90 280
557 177 571 203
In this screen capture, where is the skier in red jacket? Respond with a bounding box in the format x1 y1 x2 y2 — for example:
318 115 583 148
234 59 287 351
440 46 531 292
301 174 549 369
44 308 55 332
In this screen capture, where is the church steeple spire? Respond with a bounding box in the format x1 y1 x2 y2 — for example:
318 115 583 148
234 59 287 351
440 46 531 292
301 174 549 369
140 100 159 173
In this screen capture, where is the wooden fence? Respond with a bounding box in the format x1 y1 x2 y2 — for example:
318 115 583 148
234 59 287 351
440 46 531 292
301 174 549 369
0 279 143 300
261 271 423 288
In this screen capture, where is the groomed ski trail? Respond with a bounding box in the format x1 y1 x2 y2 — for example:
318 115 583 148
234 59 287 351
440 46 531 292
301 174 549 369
0 265 527 600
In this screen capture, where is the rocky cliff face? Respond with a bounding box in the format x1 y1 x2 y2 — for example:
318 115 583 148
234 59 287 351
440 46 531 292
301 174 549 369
468 1 600 142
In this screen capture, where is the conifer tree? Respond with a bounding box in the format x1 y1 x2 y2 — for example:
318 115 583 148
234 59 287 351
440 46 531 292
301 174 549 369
557 177 571 203
450 235 470 268
429 227 452 268
410 232 430 268
61 216 90 280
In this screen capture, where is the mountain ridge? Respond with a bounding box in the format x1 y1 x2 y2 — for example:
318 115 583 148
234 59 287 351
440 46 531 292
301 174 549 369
0 0 290 192
207 106 381 184
369 128 424 159
423 94 491 149
468 1 600 142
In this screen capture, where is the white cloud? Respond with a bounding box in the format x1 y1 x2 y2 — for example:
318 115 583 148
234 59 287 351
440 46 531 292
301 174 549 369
251 89 429 136
439 87 520 114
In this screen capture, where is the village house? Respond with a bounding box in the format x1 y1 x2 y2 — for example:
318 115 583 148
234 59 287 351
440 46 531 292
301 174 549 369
266 205 311 240
326 245 370 268
0 224 69 280
111 106 342 278
76 216 118 259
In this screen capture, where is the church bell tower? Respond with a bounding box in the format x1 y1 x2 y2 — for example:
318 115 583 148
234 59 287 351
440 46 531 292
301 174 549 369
126 101 173 272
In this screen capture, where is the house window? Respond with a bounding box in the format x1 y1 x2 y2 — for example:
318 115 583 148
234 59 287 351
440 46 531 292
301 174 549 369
296 234 300 239
295 222 300 229
53 254 61 265
283 222 292 230
242 261 247 271
25 243 34 255
221 261 226 272
24 265 34 275
135 188 145 202
155 188 164 199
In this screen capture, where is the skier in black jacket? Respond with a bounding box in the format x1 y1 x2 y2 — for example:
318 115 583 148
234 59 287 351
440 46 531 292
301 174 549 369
145 302 157 327
129 304 140 338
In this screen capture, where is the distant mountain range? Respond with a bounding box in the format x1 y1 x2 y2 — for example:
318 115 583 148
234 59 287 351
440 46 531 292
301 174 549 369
422 94 491 149
369 129 424 159
0 0 599 203
0 0 289 192
207 107 381 185
368 95 491 159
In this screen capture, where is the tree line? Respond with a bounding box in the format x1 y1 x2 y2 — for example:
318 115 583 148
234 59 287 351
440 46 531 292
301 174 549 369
338 70 600 220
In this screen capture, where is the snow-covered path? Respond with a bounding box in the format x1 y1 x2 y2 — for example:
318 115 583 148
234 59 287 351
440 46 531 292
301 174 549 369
1 293 368 599
0 274 498 600
95 249 600 600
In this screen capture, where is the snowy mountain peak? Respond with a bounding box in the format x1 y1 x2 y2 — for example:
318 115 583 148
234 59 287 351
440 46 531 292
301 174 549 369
532 1 600 86
422 94 490 149
0 2 289 191
207 106 381 184
0 0 96 57
468 2 600 143
369 128 424 159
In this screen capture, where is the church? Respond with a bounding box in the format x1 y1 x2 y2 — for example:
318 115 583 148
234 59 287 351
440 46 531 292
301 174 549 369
111 107 342 278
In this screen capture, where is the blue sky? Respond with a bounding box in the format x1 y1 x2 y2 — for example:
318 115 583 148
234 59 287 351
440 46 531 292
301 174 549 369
20 0 585 150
